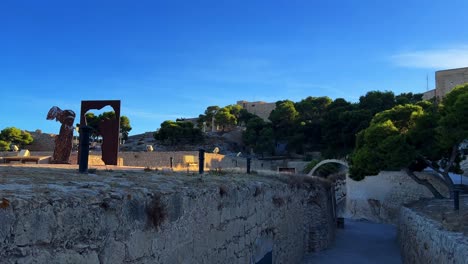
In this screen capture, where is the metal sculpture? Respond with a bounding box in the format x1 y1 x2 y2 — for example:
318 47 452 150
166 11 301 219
47 106 76 164
78 100 121 166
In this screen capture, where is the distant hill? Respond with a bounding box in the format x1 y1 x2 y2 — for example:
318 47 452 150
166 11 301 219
121 129 245 155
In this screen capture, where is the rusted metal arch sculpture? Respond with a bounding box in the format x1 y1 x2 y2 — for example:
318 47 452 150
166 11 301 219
78 100 121 166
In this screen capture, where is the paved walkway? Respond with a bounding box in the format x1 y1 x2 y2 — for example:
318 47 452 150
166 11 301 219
302 219 402 264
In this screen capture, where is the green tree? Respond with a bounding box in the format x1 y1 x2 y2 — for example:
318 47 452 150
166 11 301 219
203 105 220 130
154 120 203 145
321 98 356 157
295 96 332 121
0 127 33 148
395 92 423 105
85 112 131 140
269 100 299 150
358 90 396 116
350 84 468 198
119 116 132 140
0 140 10 151
237 108 257 126
269 100 299 127
242 117 274 155
84 112 100 139
293 96 332 153
215 107 237 131
226 104 243 120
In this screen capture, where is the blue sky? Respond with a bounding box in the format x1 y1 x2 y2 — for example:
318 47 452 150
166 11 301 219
1 0 468 135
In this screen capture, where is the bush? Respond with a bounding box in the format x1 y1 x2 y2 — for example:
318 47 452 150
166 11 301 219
0 140 9 151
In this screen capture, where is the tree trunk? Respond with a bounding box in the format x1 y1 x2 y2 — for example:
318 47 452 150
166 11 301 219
404 168 445 199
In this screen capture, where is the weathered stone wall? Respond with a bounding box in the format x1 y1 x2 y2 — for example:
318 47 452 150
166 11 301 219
398 198 468 264
435 67 468 99
0 166 335 263
345 171 449 224
237 100 276 122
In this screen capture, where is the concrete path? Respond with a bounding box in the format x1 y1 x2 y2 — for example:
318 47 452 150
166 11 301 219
302 219 402 264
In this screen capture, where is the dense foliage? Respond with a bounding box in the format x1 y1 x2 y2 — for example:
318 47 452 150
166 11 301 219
155 91 424 159
197 105 247 131
349 84 468 198
85 111 132 140
241 91 422 157
154 120 203 145
0 127 33 150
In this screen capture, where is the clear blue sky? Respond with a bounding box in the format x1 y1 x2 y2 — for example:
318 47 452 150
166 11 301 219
2 0 468 135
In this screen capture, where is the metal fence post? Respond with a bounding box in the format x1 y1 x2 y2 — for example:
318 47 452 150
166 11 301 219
199 149 205 174
78 126 91 173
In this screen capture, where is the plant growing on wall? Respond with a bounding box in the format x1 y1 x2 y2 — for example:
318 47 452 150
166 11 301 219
349 84 468 198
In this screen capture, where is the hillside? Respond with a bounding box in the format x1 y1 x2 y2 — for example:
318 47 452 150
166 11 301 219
120 128 245 155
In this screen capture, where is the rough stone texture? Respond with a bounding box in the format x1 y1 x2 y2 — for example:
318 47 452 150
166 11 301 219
25 131 56 152
334 179 346 217
345 171 449 224
435 67 468 99
398 197 468 264
237 100 276 122
0 165 335 263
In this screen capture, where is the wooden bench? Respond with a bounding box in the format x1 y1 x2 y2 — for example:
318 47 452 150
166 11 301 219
3 156 50 164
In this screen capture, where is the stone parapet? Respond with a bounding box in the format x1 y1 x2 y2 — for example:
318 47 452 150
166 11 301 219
398 198 468 264
0 166 335 263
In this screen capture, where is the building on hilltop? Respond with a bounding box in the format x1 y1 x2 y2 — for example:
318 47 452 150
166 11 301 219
423 66 468 100
237 100 276 121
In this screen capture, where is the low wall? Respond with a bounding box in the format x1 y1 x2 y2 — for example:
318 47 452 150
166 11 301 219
345 171 449 224
398 198 468 264
1 151 307 173
0 166 335 263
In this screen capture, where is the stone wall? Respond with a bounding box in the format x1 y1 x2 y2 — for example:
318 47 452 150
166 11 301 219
345 171 449 224
435 67 468 99
398 198 468 264
237 100 276 122
1 151 308 174
0 166 335 263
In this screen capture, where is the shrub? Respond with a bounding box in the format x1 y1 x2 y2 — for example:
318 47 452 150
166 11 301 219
0 140 9 151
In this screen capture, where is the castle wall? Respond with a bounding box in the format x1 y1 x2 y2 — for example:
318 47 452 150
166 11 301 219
0 166 335 263
237 100 276 121
435 67 468 98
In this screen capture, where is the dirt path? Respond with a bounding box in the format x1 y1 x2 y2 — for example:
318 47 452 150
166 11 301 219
302 219 402 264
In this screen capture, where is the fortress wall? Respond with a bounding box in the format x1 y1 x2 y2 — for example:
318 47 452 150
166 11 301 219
0 167 335 263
